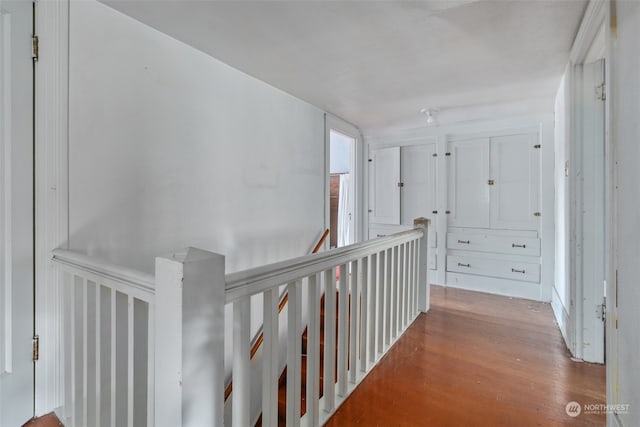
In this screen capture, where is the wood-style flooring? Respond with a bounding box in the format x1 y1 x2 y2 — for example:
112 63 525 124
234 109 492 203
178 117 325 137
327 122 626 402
325 285 606 427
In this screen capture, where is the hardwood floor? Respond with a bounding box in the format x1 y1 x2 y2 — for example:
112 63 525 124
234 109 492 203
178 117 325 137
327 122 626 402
325 285 606 427
22 413 63 427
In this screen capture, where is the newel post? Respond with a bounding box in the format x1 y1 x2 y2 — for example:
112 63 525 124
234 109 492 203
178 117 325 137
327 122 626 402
155 248 226 427
413 217 431 313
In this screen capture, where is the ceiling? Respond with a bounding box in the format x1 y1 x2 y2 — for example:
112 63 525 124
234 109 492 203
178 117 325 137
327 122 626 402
102 0 587 133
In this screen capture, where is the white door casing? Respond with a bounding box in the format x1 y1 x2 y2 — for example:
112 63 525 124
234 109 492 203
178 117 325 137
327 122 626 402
0 0 34 425
369 146 400 225
447 138 490 228
580 59 606 364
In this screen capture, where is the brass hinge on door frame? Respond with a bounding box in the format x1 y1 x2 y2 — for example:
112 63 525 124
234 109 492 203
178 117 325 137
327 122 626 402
32 35 39 61
32 335 39 362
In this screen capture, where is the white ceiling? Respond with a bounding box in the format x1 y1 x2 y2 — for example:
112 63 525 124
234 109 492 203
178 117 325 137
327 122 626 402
102 0 587 132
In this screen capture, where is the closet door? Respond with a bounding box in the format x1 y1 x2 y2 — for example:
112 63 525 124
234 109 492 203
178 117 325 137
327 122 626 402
402 144 438 269
401 144 437 224
369 146 401 224
447 138 490 228
489 133 539 230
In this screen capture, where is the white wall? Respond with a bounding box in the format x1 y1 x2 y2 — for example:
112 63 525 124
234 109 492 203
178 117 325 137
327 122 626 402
551 70 574 352
611 0 640 424
68 1 326 275
67 5 327 417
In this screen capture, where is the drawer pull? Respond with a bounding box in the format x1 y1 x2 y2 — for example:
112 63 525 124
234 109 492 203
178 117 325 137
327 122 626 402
511 268 526 274
458 263 471 268
377 234 386 237
457 240 470 244
512 243 526 248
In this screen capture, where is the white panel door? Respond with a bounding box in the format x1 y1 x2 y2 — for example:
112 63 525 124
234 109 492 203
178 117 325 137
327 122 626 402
489 133 540 230
369 146 400 224
447 139 490 228
0 1 34 425
401 144 437 225
401 144 437 269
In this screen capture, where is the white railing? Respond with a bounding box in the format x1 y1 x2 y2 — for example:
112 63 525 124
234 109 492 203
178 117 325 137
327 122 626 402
51 249 155 427
51 217 430 427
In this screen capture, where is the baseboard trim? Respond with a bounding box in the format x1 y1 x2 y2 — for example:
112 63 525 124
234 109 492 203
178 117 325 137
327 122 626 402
551 286 574 355
445 272 541 301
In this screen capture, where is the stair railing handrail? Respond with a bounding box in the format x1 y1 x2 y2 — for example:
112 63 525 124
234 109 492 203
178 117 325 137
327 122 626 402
51 248 155 300
224 228 329 401
50 218 430 427
225 227 423 303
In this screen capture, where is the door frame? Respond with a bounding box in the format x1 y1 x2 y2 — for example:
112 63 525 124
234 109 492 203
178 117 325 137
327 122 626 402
325 114 363 247
565 0 609 364
0 0 36 423
34 0 70 416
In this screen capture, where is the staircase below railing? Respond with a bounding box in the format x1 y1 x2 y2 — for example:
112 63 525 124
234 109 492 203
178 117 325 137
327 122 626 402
50 218 430 427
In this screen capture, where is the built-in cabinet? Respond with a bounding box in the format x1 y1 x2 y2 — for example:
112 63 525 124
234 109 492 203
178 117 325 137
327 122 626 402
447 134 539 230
368 143 438 270
368 126 546 300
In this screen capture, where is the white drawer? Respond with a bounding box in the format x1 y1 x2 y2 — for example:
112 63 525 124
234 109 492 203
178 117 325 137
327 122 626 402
446 255 540 283
447 233 540 256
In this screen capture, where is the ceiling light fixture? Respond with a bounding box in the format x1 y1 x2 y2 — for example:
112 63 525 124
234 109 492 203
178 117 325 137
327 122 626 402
420 108 439 126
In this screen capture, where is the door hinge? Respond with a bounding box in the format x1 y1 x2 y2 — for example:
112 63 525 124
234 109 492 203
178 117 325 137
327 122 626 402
397 182 404 188
368 159 372 162
432 153 437 157
596 82 606 101
534 144 541 149
488 179 495 186
445 152 451 156
32 335 39 362
32 35 39 61
533 212 541 217
596 302 606 322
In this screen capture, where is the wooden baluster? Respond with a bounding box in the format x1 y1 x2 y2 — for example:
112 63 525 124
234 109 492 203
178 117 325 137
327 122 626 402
398 244 405 333
360 255 369 373
323 268 336 413
377 251 385 355
349 259 360 384
337 263 349 397
286 280 302 426
262 289 278 427
385 248 392 348
233 298 251 427
146 299 155 427
127 295 134 427
368 254 377 365
404 241 410 326
110 288 116 427
306 274 321 426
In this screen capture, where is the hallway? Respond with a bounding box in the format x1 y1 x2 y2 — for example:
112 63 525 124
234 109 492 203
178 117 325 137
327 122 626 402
326 285 605 426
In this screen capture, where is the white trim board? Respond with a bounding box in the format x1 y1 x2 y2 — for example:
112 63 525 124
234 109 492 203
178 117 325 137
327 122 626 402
445 273 541 302
551 285 574 355
0 7 12 374
34 0 70 415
